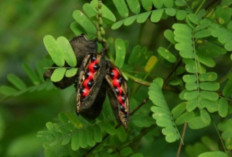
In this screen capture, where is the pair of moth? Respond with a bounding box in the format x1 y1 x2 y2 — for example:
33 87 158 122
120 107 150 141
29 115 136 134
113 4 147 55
44 35 130 128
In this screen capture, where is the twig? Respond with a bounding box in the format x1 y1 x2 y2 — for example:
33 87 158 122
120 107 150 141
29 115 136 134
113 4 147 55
177 123 188 157
130 97 149 116
164 59 182 86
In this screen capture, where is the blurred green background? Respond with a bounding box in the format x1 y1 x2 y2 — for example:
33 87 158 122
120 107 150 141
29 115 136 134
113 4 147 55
0 0 86 156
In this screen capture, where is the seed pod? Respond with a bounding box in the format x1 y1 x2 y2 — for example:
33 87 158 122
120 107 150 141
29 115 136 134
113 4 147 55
105 62 130 128
44 35 97 89
76 53 106 119
70 35 97 67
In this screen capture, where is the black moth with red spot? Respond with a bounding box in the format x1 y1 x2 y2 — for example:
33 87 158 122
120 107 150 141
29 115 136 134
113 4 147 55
44 35 130 128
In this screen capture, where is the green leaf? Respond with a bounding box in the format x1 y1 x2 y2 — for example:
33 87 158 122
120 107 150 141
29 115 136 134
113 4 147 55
136 12 151 23
57 36 77 67
158 47 177 63
112 0 129 18
200 109 211 124
173 23 192 35
184 91 199 100
90 0 116 22
152 0 163 9
185 82 197 90
141 0 153 11
200 99 218 113
197 54 215 68
128 45 146 65
162 126 180 142
85 128 95 147
22 63 41 85
0 85 17 96
187 13 200 24
186 99 198 111
51 68 66 82
115 38 126 68
199 72 217 82
199 82 220 91
200 91 218 101
36 58 52 82
175 43 194 59
198 151 228 157
195 29 211 39
183 74 197 83
43 35 65 66
164 29 175 44
71 132 81 151
111 20 124 30
72 10 97 37
175 111 195 125
65 68 78 78
225 40 232 51
150 9 164 23
171 102 186 119
82 3 96 18
176 10 187 20
124 16 137 26
197 41 226 57
163 0 173 8
126 0 140 14
223 79 232 97
185 60 205 73
218 98 228 118
149 78 180 142
175 0 187 7
117 127 127 142
120 147 133 156
70 22 85 36
165 8 176 16
93 125 102 143
188 116 210 129
7 74 26 90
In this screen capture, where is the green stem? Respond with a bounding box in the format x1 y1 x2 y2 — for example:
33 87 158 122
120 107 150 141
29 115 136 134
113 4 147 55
195 0 206 14
213 122 229 155
123 72 151 86
97 0 107 47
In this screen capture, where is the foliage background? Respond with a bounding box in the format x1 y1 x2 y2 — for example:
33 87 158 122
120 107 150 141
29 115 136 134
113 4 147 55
0 0 86 156
0 0 232 157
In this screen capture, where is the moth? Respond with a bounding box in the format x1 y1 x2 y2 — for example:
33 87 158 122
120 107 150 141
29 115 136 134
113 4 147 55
44 35 130 128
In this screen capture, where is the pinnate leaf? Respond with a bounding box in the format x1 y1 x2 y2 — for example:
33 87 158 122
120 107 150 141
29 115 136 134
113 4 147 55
149 78 180 142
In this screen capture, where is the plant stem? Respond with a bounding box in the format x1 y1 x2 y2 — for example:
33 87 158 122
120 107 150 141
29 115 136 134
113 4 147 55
195 0 207 14
177 122 188 157
213 122 229 155
123 72 151 86
96 0 107 47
